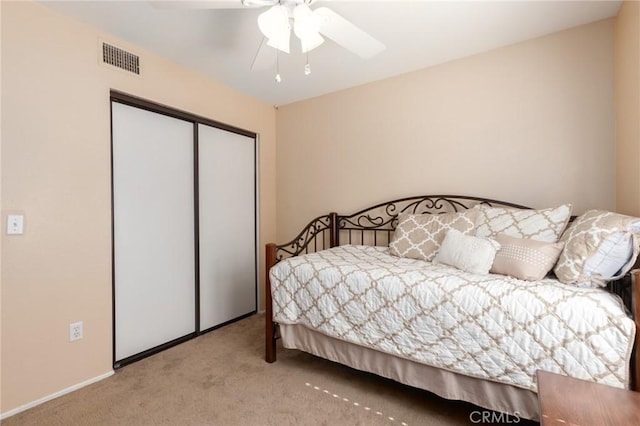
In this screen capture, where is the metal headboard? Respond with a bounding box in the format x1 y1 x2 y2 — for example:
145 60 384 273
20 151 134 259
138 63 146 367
336 195 530 248
265 195 639 379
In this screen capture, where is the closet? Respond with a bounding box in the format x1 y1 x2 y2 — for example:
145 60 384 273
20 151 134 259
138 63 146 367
111 92 257 367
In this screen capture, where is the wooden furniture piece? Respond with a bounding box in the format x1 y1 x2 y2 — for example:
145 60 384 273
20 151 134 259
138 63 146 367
264 195 640 420
537 370 640 425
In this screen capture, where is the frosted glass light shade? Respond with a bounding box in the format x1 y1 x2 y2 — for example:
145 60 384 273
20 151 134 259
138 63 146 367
242 0 278 6
294 3 324 53
299 32 324 53
258 5 291 53
266 32 291 54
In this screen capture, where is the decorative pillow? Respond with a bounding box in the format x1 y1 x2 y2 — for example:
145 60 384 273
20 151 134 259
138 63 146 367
554 210 640 287
474 204 572 243
490 234 564 281
389 210 477 262
434 229 500 275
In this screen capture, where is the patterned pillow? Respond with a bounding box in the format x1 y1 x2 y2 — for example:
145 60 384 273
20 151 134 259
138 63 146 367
554 210 640 287
389 210 477 262
474 204 572 243
490 234 564 281
434 229 500 275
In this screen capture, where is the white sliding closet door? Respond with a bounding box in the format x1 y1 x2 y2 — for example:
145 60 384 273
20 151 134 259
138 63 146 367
113 102 196 362
198 124 256 330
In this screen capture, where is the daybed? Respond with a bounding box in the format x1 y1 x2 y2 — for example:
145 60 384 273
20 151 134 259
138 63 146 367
264 195 640 420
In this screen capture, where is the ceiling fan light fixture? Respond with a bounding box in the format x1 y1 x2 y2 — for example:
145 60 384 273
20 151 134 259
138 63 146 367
293 3 319 35
266 34 291 54
258 5 291 53
293 3 323 52
241 0 278 7
299 32 324 53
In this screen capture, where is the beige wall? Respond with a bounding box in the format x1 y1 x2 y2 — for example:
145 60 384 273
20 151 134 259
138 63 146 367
615 1 640 216
276 19 616 240
0 0 628 417
1 1 276 414
0 0 3 414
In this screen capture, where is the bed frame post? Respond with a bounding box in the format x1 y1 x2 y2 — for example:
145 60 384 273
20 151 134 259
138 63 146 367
632 269 640 391
265 243 277 363
330 212 339 247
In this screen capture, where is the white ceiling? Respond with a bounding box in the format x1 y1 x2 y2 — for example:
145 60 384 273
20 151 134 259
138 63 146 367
40 1 622 106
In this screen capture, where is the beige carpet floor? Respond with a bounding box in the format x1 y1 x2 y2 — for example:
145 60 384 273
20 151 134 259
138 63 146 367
2 314 537 425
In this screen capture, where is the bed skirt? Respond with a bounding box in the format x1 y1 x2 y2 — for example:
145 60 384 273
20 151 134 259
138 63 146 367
279 323 540 421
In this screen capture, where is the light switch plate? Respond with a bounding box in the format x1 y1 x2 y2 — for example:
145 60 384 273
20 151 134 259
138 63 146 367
7 214 24 235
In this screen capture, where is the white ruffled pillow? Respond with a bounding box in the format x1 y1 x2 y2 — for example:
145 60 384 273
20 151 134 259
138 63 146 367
434 229 500 275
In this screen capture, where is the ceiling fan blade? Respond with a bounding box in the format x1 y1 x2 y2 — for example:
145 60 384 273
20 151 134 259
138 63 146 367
250 38 277 71
149 0 253 9
314 7 385 59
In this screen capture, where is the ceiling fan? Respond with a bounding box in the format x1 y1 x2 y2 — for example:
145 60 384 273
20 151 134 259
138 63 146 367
153 0 386 60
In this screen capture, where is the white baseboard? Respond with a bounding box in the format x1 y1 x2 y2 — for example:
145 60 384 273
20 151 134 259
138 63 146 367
0 370 114 420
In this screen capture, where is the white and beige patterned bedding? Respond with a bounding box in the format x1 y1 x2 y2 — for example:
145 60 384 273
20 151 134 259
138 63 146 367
270 245 635 392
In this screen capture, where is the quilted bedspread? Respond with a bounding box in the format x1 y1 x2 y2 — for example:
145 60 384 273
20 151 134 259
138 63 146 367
270 245 635 392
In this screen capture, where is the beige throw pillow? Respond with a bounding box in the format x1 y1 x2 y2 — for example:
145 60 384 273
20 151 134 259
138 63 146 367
554 210 640 287
389 210 477 262
490 234 564 281
474 204 572 243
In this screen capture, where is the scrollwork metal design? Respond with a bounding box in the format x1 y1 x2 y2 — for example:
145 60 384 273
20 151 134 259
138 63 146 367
271 196 532 263
274 214 332 262
338 195 530 232
339 214 392 230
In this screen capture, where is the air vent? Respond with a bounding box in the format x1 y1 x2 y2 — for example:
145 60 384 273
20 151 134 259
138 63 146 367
102 42 140 75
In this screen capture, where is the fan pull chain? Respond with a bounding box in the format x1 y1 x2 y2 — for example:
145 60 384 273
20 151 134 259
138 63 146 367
305 51 311 76
275 50 282 83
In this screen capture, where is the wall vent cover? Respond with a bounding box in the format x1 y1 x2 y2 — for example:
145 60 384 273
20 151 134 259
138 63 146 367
102 42 140 75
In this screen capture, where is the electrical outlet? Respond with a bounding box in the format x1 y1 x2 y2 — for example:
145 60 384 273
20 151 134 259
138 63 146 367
69 321 83 342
